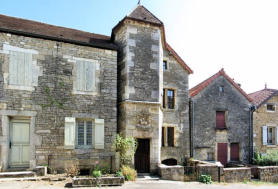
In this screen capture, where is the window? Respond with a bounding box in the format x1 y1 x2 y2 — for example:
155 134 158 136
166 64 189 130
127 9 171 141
9 51 33 86
219 86 224 96
216 111 226 129
64 117 104 149
163 60 168 70
267 104 275 112
163 88 175 109
162 126 175 147
76 60 96 92
77 120 93 147
207 152 214 161
267 127 274 145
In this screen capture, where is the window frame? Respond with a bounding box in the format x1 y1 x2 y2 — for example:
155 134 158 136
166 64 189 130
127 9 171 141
76 119 94 148
162 126 176 147
266 104 276 112
163 60 168 70
219 86 224 96
267 127 275 145
163 88 176 110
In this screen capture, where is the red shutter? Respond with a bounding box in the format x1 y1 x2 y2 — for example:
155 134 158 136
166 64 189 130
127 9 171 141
167 127 174 147
163 89 166 108
230 143 240 161
217 143 228 166
216 111 226 129
162 127 165 147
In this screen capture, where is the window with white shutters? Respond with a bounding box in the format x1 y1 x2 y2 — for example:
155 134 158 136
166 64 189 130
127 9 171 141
76 120 93 147
76 60 95 92
262 126 267 145
9 51 33 86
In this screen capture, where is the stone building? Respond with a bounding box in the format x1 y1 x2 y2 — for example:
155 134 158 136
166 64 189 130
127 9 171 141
249 87 278 154
0 4 192 173
189 69 253 166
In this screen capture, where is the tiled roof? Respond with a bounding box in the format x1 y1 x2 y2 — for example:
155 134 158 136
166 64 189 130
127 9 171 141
248 88 278 107
190 69 252 102
127 5 163 25
0 14 117 50
166 43 193 74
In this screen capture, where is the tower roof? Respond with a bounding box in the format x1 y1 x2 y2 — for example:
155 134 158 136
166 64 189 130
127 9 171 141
127 5 163 25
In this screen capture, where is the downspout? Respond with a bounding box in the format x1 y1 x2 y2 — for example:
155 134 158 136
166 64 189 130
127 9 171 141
249 105 256 163
189 98 195 158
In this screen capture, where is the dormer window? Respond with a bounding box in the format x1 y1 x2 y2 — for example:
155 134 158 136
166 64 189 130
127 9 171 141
266 104 276 112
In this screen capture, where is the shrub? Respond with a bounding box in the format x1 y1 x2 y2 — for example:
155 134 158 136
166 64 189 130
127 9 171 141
121 166 137 181
253 151 278 166
116 171 123 177
199 174 212 184
65 164 80 177
92 170 102 178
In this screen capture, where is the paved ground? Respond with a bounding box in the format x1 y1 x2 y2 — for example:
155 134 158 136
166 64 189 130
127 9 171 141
0 179 277 189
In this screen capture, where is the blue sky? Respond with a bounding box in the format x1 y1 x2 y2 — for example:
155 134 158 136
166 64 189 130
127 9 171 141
1 0 278 93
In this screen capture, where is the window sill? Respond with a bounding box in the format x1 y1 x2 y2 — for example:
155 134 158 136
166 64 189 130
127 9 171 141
266 145 277 147
162 108 176 112
6 84 35 91
72 90 98 95
215 128 228 131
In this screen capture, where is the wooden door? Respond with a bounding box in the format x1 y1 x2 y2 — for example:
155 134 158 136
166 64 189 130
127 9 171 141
230 143 240 161
217 143 227 167
135 139 150 173
9 121 30 167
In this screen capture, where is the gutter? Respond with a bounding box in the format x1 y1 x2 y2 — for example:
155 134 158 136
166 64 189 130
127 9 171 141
189 98 195 158
249 105 256 163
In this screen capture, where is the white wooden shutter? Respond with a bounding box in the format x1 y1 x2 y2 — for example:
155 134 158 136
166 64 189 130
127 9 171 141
64 117 76 149
76 60 85 91
94 119 104 149
9 51 18 85
276 127 278 145
85 61 95 92
24 53 32 86
262 126 268 145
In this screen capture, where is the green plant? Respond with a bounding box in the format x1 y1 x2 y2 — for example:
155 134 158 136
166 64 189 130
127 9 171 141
121 166 137 181
100 166 110 175
116 171 123 177
92 170 102 178
114 134 137 166
253 151 278 166
199 174 212 184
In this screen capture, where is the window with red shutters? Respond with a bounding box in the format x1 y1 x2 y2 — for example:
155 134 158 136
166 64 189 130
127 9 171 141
216 111 226 129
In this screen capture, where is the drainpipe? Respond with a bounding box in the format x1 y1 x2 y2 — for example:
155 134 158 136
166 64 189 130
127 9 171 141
249 105 256 163
189 98 195 158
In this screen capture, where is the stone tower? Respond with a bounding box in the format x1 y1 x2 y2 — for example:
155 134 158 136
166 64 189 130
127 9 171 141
112 5 164 173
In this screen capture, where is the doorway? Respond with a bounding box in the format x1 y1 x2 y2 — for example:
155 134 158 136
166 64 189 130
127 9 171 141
134 139 150 173
217 143 228 167
9 120 30 168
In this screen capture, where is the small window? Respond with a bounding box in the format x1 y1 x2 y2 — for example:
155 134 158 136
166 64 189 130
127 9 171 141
207 152 214 161
216 111 226 129
162 126 175 147
77 120 93 147
267 127 274 145
267 104 275 112
219 86 224 96
9 51 33 86
163 60 168 70
163 88 176 109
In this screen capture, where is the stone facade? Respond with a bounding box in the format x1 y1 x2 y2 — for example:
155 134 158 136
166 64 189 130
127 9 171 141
221 167 251 183
191 73 252 164
0 33 117 171
253 95 278 154
258 166 278 182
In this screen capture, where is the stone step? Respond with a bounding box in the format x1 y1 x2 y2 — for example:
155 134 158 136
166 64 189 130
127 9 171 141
0 171 35 178
136 174 160 181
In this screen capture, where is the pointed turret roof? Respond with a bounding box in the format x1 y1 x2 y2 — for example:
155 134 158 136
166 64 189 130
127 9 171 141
127 5 163 25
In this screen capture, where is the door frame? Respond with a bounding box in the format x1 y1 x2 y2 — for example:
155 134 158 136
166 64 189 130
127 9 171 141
9 118 31 168
0 110 37 171
134 138 150 173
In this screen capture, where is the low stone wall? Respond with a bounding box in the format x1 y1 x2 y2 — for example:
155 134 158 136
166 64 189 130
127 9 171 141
222 168 251 183
72 176 124 187
197 164 221 182
158 165 184 181
258 166 278 182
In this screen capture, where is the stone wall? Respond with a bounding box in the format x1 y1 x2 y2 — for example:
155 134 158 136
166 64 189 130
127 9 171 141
221 167 251 183
258 166 278 182
253 95 278 154
158 164 184 181
192 76 251 163
161 49 190 164
0 32 117 171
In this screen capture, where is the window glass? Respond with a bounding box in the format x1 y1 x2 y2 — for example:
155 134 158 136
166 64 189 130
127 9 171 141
77 120 93 147
163 61 168 70
267 127 274 145
267 104 275 111
167 89 175 109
